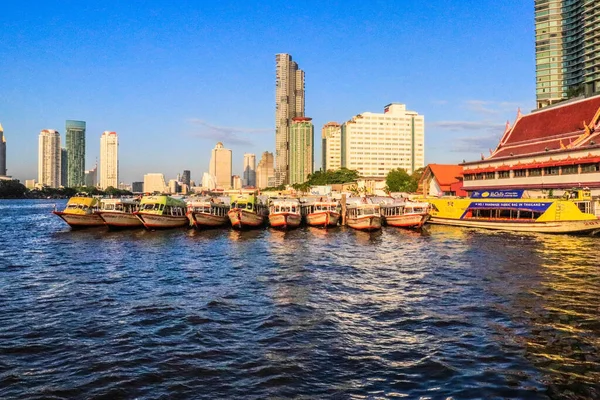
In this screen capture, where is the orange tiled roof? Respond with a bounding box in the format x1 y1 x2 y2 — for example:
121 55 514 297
426 164 463 190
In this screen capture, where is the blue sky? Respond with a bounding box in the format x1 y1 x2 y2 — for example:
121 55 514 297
0 0 535 184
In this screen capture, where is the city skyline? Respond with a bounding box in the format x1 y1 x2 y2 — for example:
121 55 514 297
1 1 535 184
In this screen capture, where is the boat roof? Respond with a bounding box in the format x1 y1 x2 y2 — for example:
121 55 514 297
140 195 186 206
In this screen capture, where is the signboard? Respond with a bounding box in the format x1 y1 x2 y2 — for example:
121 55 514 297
468 201 552 212
470 190 524 199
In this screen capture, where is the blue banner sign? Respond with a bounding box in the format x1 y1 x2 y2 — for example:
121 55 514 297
468 201 552 212
470 190 524 199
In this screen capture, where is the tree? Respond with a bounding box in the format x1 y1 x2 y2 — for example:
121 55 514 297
385 168 417 193
0 180 27 198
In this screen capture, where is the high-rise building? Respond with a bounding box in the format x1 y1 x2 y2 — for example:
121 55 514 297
209 142 232 189
275 53 305 185
232 175 242 190
60 148 68 187
535 1 600 108
182 170 191 187
340 103 424 178
243 153 256 187
132 182 144 193
289 117 314 185
256 151 274 189
66 120 86 187
322 122 342 172
100 131 118 189
0 123 6 176
143 173 166 193
84 165 97 187
38 129 61 188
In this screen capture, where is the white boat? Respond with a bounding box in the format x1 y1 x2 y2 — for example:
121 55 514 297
346 199 381 231
302 200 340 228
187 197 230 229
268 198 302 230
134 195 188 229
380 201 430 228
96 198 142 229
228 193 268 230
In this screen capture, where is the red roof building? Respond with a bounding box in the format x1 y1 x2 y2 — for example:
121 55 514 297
462 94 600 195
419 164 466 197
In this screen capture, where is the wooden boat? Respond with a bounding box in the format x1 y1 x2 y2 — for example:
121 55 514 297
228 193 268 230
53 195 104 228
381 201 430 228
187 197 230 229
134 195 188 229
96 198 142 229
427 188 600 234
268 198 302 230
346 200 381 231
302 200 340 228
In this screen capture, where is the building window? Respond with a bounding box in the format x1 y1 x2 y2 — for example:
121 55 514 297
464 174 474 181
529 168 542 176
498 171 510 179
561 165 578 175
484 172 495 179
544 167 559 175
514 169 526 177
475 174 484 180
581 163 598 173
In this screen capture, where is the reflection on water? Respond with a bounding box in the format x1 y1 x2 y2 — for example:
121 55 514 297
0 200 598 399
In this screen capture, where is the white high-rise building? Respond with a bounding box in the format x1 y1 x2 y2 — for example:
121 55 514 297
0 123 6 176
322 122 342 172
209 142 232 189
256 151 274 189
38 129 62 188
243 153 256 187
143 173 166 193
100 131 118 189
340 103 424 177
201 172 217 190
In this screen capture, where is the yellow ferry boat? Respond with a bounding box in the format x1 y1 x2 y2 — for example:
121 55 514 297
427 188 600 234
53 195 105 228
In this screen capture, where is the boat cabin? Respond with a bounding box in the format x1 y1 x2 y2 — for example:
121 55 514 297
347 204 380 218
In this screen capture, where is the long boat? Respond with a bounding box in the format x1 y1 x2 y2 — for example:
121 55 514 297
134 195 188 229
96 198 143 229
53 195 105 228
302 200 340 228
380 201 430 229
346 200 382 232
228 193 268 230
268 198 302 230
187 197 230 229
427 188 600 234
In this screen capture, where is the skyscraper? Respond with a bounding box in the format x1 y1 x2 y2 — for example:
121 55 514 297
143 173 166 193
182 170 191 187
0 123 6 176
60 148 68 187
243 153 256 187
38 129 61 188
84 165 97 187
256 151 274 189
535 1 600 108
275 53 305 185
209 142 232 189
322 122 342 172
100 131 118 189
289 117 314 185
66 120 86 187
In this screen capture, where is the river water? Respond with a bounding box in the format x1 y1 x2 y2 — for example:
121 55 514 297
0 199 599 399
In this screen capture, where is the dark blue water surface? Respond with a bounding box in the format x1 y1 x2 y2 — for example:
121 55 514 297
1 199 599 399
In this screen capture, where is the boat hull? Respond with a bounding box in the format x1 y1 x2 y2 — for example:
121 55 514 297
305 211 340 228
189 212 229 229
97 211 143 229
135 213 189 229
347 215 382 231
385 213 429 228
228 209 266 230
53 211 105 228
269 213 302 230
429 217 600 234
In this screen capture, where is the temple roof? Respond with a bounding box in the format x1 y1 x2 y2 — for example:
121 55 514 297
421 164 463 191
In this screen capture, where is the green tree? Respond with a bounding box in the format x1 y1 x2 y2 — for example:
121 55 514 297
0 180 27 198
385 168 417 193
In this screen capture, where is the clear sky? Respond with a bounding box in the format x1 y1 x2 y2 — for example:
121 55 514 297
0 0 535 184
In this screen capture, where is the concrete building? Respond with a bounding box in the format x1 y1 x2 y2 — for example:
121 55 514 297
340 103 424 178
0 123 6 177
66 120 86 187
322 122 342 172
168 179 179 194
132 181 144 193
38 129 61 188
243 153 256 187
275 53 305 185
84 165 97 187
60 148 68 187
535 0 600 108
25 179 36 189
143 173 166 193
232 175 242 190
256 151 274 189
202 172 217 190
182 170 191 187
209 142 232 189
289 117 314 185
462 95 600 196
100 131 118 189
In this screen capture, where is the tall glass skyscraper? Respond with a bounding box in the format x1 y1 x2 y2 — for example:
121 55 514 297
66 120 86 187
38 130 61 188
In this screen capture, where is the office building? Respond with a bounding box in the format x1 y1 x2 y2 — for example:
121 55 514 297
100 131 118 189
340 103 424 178
202 172 217 190
322 122 342 172
0 123 6 176
275 53 305 185
60 148 68 187
143 173 166 193
66 120 86 187
182 170 191 187
38 129 61 188
256 151 274 189
168 179 179 194
535 0 600 108
84 165 97 187
289 117 314 185
232 175 242 190
209 142 232 189
243 153 256 187
132 181 144 193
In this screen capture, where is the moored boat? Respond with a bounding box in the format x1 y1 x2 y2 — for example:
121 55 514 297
381 201 430 229
53 195 104 228
134 195 188 229
187 197 230 229
427 188 600 234
346 200 381 232
268 198 302 230
96 198 143 229
228 193 268 230
302 200 340 228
